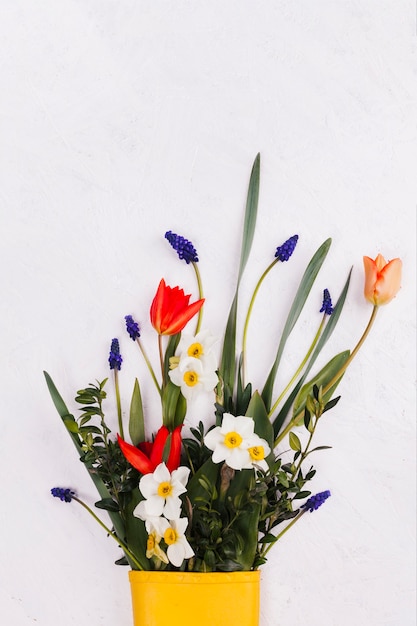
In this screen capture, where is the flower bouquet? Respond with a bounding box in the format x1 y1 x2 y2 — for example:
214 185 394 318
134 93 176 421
45 155 401 626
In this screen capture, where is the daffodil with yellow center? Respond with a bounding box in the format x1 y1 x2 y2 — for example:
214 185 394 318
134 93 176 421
204 413 271 471
151 517 194 567
146 531 169 564
134 462 190 521
169 355 218 400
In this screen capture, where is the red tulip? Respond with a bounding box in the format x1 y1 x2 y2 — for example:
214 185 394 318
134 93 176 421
117 425 182 474
363 254 402 306
150 279 204 335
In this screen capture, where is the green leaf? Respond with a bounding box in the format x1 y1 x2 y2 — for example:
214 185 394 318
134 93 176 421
262 238 332 412
245 391 274 449
219 154 261 406
292 350 350 419
129 378 145 446
95 498 120 512
272 268 351 436
289 431 302 452
162 380 186 429
43 371 126 541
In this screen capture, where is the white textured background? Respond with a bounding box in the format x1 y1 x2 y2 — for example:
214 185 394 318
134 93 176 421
1 2 416 625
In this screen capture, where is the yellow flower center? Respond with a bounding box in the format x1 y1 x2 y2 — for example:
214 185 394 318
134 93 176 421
183 371 199 387
248 445 265 461
147 534 156 552
187 342 204 358
164 527 178 545
157 481 173 497
224 431 243 448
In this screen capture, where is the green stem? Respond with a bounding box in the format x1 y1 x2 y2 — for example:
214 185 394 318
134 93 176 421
268 314 327 418
158 334 165 387
136 339 161 396
242 258 278 385
192 261 204 334
322 305 379 395
72 496 143 570
113 369 124 439
291 418 318 481
260 510 306 561
274 305 379 448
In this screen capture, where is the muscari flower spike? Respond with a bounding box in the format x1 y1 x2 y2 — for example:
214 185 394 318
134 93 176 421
302 490 331 512
51 487 75 503
125 315 141 340
320 288 333 315
165 230 199 264
275 234 299 262
108 338 122 370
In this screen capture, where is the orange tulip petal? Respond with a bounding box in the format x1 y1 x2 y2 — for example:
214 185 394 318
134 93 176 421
375 258 402 305
363 255 402 306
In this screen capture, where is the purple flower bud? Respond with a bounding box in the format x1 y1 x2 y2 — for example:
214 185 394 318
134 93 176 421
125 315 141 340
275 235 299 262
109 338 122 370
320 289 333 315
165 230 199 264
51 487 75 503
302 490 331 512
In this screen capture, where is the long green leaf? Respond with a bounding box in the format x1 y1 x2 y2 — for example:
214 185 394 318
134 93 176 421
272 268 352 436
261 238 332 411
292 350 350 418
43 371 126 540
219 154 261 404
129 378 145 446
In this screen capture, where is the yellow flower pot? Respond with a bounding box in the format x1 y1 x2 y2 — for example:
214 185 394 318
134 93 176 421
129 570 260 626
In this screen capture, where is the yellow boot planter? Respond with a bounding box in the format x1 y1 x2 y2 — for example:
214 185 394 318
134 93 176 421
129 570 261 626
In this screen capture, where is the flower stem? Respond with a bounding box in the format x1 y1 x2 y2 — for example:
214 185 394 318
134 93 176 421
322 305 379 395
113 369 124 440
268 314 327 418
242 259 278 385
158 334 165 387
136 339 161 396
192 261 204 334
259 510 305 561
72 496 143 570
275 305 379 447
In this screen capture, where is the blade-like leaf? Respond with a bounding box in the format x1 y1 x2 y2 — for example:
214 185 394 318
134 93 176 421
292 350 350 418
129 378 145 446
219 154 261 403
237 153 260 284
271 268 351 436
43 371 126 540
262 238 332 412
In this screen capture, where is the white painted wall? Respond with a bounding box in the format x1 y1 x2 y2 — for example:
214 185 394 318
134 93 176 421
1 2 415 625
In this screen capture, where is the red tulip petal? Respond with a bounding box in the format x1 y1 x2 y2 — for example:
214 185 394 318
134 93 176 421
166 426 183 472
117 434 154 474
150 425 170 467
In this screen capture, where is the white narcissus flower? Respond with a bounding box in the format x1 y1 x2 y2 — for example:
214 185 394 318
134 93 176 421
204 413 271 471
168 330 218 401
152 516 194 567
135 462 190 520
175 330 217 367
169 356 218 401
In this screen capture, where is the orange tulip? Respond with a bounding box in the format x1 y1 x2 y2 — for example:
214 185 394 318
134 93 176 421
150 279 204 335
363 254 402 306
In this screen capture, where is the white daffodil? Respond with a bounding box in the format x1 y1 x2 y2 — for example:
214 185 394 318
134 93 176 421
242 433 271 471
175 330 217 367
144 521 169 564
168 355 218 401
136 462 190 520
152 516 194 567
204 413 271 471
